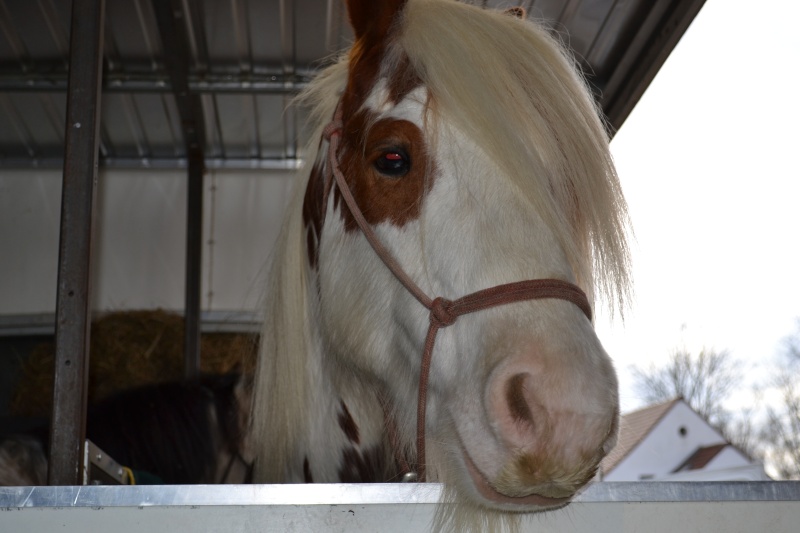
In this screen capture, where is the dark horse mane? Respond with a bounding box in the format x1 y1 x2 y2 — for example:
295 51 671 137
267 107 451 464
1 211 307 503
87 373 248 484
0 373 250 486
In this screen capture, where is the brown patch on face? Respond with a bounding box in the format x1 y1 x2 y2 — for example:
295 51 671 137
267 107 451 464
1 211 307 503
343 42 384 120
342 0 409 118
337 444 386 483
338 400 361 445
320 1 428 238
334 111 436 232
304 55 422 264
302 159 326 269
386 53 422 104
346 0 408 42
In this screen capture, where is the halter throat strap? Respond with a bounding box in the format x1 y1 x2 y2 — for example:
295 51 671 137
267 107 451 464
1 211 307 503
322 105 592 482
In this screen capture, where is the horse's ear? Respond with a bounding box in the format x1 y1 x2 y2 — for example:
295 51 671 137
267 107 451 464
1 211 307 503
346 0 408 41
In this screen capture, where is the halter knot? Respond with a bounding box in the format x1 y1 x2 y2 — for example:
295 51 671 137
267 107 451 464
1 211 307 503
430 297 457 328
323 119 343 142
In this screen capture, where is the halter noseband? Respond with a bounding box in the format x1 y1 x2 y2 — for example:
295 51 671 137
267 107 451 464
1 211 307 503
322 104 592 482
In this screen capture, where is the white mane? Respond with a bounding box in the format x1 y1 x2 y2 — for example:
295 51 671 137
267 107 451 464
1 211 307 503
249 60 349 482
399 0 632 312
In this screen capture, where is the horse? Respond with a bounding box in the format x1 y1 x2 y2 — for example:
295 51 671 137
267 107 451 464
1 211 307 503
85 373 252 485
0 434 47 486
249 0 631 528
0 373 251 486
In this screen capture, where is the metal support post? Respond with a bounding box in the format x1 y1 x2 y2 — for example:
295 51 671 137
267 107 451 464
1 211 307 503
48 0 106 485
152 0 207 379
184 148 204 378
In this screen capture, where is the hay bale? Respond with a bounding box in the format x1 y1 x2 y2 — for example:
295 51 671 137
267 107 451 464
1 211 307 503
11 310 257 418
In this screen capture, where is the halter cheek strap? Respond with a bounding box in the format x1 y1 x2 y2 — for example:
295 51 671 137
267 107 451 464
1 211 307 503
322 105 592 482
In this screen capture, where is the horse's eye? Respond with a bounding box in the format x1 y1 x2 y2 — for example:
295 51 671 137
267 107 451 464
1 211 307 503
374 149 410 177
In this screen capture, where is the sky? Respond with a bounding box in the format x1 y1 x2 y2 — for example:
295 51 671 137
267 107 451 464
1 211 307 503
593 0 800 413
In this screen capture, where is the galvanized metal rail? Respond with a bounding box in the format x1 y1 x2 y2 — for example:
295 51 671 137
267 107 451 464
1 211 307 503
1 482 798 532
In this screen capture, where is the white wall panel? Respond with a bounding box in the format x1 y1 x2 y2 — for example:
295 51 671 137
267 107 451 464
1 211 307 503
202 169 293 312
0 171 62 315
0 168 295 319
92 169 188 311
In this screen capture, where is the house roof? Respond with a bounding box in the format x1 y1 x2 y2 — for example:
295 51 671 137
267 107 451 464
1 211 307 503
673 443 727 472
600 397 683 476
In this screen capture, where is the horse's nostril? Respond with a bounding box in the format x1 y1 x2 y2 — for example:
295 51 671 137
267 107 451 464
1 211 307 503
505 373 534 424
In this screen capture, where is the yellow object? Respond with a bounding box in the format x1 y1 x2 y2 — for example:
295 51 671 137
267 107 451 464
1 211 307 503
121 466 136 485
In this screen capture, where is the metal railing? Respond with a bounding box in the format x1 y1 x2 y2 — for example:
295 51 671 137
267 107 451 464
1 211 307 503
1 482 798 532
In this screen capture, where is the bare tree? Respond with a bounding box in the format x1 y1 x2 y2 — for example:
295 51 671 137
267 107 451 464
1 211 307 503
760 321 800 479
782 320 800 364
632 323 800 476
631 347 742 430
725 404 765 463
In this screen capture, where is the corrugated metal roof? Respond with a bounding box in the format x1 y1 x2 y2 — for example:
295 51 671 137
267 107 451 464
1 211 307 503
0 0 705 170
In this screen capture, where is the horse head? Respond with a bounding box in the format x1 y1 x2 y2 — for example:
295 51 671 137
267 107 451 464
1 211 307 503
251 0 631 519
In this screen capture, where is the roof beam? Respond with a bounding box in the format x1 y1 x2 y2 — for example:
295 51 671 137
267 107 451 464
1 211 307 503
279 0 297 160
151 0 207 378
0 71 313 94
600 0 707 133
0 155 304 170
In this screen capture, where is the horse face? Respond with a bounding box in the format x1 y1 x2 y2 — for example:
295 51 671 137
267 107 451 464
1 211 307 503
301 0 622 513
312 82 618 508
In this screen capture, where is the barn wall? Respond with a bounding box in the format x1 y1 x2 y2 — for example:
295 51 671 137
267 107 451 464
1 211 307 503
0 168 294 319
0 171 62 316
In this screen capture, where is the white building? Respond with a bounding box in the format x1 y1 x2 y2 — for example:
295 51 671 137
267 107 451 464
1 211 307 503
601 398 769 482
